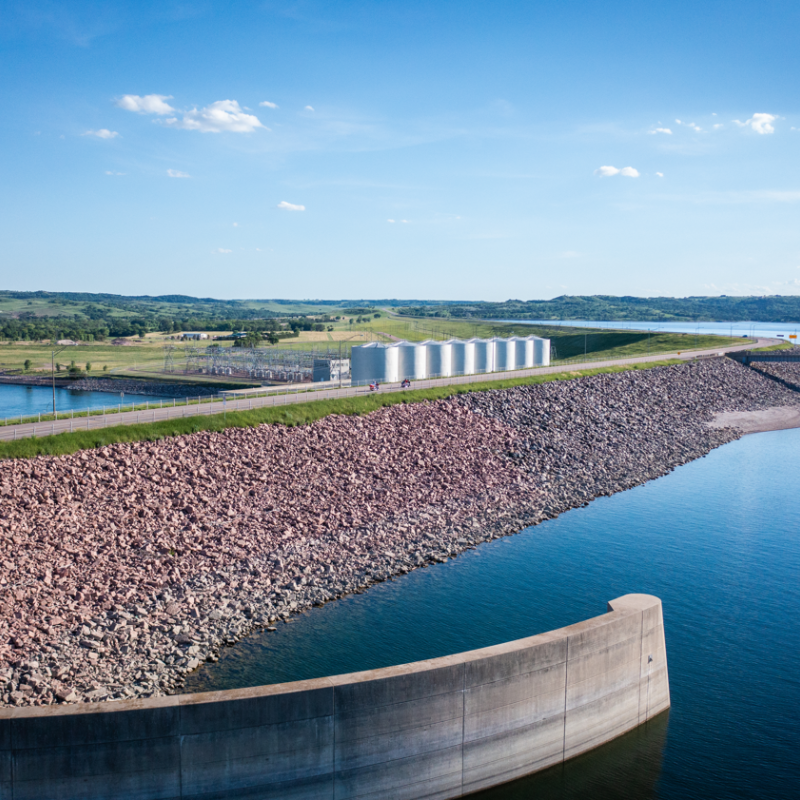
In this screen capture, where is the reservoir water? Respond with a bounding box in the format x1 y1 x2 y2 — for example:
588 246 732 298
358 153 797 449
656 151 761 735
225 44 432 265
500 319 800 340
185 429 800 798
0 383 177 420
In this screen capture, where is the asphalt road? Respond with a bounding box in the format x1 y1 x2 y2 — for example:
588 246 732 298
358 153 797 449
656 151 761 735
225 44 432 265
0 339 775 443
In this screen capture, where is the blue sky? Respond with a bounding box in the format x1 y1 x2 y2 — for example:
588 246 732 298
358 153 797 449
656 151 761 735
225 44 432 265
1 0 799 301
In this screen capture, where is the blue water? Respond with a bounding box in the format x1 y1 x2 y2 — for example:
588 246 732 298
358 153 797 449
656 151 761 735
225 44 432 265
186 431 800 799
0 383 177 420
501 319 800 339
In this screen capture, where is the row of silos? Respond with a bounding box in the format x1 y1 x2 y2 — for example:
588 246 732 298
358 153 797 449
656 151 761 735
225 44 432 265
351 335 551 385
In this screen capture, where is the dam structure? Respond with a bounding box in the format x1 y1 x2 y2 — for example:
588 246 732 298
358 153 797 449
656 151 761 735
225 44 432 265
351 334 551 385
0 594 668 799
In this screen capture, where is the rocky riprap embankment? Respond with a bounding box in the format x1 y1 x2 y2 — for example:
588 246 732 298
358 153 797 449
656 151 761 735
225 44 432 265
750 361 800 392
0 358 798 707
63 378 221 397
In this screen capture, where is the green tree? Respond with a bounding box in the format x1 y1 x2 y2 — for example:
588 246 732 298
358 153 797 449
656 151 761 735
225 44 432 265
85 362 92 372
23 359 31 371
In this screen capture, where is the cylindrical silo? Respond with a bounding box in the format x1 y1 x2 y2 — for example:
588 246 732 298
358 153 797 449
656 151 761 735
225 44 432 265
472 338 495 373
451 339 476 375
540 338 551 366
493 337 516 371
351 343 400 384
516 336 535 368
424 340 453 378
398 342 428 380
533 337 552 366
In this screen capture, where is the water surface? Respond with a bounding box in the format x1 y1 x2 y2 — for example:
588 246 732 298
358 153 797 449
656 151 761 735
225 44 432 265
0 383 178 420
186 431 800 799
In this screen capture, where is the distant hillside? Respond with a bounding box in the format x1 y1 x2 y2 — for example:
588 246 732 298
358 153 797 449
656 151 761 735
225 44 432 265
396 295 800 323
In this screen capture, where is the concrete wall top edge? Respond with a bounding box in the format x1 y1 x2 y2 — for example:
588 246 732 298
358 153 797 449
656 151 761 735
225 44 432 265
0 594 659 723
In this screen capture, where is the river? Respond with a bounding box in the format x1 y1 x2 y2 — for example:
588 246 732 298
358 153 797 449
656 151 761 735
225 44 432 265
185 428 800 799
0 383 178 420
498 319 800 340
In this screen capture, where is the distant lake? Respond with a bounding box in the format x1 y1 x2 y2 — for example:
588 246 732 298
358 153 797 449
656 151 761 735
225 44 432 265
0 383 178 421
497 319 800 340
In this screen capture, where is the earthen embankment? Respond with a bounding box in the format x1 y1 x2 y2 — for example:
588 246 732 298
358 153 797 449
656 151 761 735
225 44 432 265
0 358 797 707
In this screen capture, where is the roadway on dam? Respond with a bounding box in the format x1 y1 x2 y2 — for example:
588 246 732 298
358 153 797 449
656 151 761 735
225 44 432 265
0 338 774 442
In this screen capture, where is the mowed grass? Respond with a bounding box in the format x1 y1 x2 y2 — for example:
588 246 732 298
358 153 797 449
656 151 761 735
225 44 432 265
0 359 687 460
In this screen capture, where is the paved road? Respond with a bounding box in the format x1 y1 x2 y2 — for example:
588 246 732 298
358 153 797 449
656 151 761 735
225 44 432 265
0 339 774 443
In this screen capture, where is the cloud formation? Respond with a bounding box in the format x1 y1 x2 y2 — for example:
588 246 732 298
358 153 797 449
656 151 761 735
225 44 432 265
304 105 315 111
83 129 119 139
163 100 264 133
594 165 640 178
648 127 672 135
277 201 305 211
167 169 190 178
116 94 175 115
105 171 125 176
260 101 278 109
216 248 232 254
733 113 777 135
656 172 664 177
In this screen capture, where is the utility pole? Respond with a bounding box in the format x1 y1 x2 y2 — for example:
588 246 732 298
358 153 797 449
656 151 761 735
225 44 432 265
51 344 67 417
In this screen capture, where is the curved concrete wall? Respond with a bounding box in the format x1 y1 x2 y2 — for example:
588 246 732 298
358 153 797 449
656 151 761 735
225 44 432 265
0 594 669 799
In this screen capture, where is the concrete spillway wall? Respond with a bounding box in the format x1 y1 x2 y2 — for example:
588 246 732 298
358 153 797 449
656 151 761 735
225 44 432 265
0 594 669 799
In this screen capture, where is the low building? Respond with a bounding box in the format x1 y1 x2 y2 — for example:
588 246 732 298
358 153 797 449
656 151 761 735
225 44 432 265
181 332 209 341
313 358 351 382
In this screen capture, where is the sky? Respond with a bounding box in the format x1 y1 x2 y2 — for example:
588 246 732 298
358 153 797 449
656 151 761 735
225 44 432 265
1 0 799 301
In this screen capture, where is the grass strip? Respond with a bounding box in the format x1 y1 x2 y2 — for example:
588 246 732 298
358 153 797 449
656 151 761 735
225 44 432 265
0 359 684 460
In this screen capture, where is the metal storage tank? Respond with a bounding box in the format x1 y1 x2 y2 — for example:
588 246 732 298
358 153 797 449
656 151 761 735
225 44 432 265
515 336 536 368
533 337 551 366
541 338 551 366
472 338 495 373
398 342 428 380
424 340 453 378
451 339 476 375
493 337 516 371
351 343 400 384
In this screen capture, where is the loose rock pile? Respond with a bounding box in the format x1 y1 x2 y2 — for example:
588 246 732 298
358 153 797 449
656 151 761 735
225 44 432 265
0 358 798 707
750 361 800 392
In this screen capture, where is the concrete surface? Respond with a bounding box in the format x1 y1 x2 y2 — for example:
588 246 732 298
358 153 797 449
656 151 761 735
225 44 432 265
708 406 800 434
0 594 669 799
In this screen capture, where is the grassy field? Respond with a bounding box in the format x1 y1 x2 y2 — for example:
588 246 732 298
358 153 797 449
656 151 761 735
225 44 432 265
0 359 686 460
0 314 749 379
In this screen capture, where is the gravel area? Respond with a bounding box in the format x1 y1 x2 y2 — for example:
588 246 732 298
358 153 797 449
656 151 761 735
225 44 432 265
750 361 800 392
0 358 798 707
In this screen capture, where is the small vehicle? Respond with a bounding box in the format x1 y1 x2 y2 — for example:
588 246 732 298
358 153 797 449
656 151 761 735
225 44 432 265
401 378 411 389
369 381 380 391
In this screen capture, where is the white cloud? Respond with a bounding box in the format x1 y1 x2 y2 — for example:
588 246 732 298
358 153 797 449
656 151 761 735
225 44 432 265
163 100 264 133
713 123 724 129
594 165 639 178
260 101 278 109
674 119 702 132
116 94 174 115
216 248 232 254
387 219 395 223
648 127 672 135
105 171 125 176
277 201 305 211
733 113 777 134
167 169 190 178
304 105 315 111
83 129 119 139
232 222 239 227
656 172 664 177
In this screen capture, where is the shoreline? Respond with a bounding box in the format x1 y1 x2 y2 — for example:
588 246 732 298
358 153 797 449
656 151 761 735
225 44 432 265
1 358 799 708
708 406 800 434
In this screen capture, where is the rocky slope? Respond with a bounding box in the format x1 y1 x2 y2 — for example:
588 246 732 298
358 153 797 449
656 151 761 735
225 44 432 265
0 358 797 707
